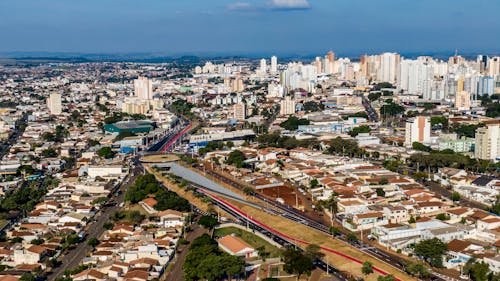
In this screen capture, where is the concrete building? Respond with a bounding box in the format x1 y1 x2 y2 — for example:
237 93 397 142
489 57 500 76
475 121 500 161
232 103 246 121
378 52 401 84
134 77 153 100
270 56 277 74
47 92 62 115
280 96 295 116
259 58 267 74
405 116 431 147
455 91 471 110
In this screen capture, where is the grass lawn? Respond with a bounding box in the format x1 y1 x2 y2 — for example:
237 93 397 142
214 226 281 258
224 198 416 281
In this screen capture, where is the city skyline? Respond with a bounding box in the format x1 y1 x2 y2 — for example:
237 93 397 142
1 0 500 55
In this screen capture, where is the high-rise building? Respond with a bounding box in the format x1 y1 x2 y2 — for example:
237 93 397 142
233 103 246 120
260 59 267 74
455 91 471 110
378 53 401 84
47 92 62 115
280 96 295 116
314 57 322 74
489 57 500 76
270 56 278 74
405 116 431 147
134 77 153 100
399 59 433 97
475 121 500 160
327 51 335 63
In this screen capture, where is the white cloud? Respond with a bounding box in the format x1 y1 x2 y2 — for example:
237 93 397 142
227 2 253 11
269 0 311 10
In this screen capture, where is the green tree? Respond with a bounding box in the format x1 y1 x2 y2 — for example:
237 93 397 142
430 116 449 129
436 213 450 221
97 147 115 159
346 232 358 242
414 238 447 267
198 215 218 229
467 261 490 281
451 192 461 202
329 226 340 236
423 103 436 111
310 179 319 189
377 275 395 281
42 148 58 157
154 189 190 212
349 125 371 137
376 188 386 197
256 246 270 261
87 237 100 248
368 92 381 102
412 142 432 152
103 222 114 230
19 273 36 281
282 247 313 280
305 244 324 260
302 101 325 112
380 101 404 118
405 262 430 278
361 261 374 275
226 150 246 168
280 116 310 131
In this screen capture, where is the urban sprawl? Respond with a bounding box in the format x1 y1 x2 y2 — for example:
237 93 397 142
0 51 500 281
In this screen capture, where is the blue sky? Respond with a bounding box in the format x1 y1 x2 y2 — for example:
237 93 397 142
1 0 499 56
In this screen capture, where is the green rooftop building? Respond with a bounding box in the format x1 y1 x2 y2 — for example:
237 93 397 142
105 120 154 134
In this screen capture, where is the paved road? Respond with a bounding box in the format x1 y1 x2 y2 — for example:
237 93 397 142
424 180 488 209
47 160 142 280
164 224 207 281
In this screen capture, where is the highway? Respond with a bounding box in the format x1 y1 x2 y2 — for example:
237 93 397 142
190 165 448 281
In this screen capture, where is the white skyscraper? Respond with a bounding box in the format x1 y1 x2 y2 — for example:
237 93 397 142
47 92 62 115
399 59 434 98
378 53 400 84
475 121 500 160
260 58 267 74
405 116 431 147
134 76 153 100
270 56 278 74
280 96 295 116
489 57 500 76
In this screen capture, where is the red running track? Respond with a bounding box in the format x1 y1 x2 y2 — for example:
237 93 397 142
200 190 401 281
161 124 192 153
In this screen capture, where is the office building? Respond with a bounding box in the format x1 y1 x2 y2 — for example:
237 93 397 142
134 77 153 100
280 96 295 116
47 92 62 115
405 116 431 147
475 121 500 161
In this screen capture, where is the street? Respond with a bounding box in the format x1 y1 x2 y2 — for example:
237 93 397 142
46 158 142 280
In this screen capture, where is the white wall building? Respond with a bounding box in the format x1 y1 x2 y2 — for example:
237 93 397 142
405 116 431 147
